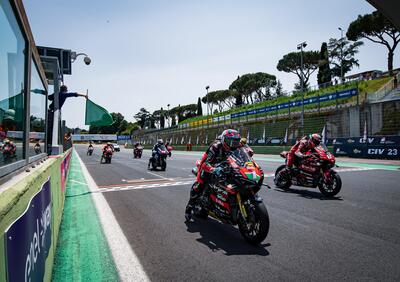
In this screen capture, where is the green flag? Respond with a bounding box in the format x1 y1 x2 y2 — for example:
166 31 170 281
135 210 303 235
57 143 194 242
85 99 114 126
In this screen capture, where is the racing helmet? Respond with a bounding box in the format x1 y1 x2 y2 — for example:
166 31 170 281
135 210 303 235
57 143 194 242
157 139 164 145
309 133 322 146
221 129 241 151
240 137 247 145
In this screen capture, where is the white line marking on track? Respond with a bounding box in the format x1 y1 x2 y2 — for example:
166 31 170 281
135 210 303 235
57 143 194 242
146 171 173 180
334 167 375 173
97 180 194 193
76 151 150 282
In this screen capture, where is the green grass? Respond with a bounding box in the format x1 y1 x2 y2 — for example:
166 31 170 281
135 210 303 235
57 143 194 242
179 77 391 126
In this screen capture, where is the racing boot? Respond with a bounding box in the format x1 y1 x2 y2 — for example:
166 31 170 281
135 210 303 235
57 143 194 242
184 185 202 221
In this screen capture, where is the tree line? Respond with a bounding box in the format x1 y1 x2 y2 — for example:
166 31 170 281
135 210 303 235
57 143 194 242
96 10 400 133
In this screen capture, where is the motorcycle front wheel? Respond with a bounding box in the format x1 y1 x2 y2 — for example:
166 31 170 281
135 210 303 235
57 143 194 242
161 159 167 171
318 170 342 197
238 201 269 245
274 165 292 189
152 159 157 170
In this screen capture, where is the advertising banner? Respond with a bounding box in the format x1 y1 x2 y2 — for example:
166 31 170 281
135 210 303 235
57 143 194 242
333 136 400 159
5 178 52 282
117 135 131 141
183 88 358 127
71 134 117 141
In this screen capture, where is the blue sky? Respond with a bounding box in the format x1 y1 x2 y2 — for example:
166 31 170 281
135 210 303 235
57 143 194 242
23 0 399 128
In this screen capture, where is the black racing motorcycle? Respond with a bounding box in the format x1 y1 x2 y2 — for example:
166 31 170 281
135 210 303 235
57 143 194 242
150 146 168 171
189 147 270 244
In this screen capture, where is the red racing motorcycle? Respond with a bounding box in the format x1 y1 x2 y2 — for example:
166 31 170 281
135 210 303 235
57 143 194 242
101 147 113 164
274 145 342 197
190 147 270 244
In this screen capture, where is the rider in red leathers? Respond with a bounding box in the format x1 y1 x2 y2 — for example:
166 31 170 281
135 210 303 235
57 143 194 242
286 134 322 171
185 129 241 221
102 142 113 153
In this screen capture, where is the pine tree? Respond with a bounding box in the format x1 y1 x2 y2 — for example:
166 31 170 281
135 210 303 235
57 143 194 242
317 42 332 87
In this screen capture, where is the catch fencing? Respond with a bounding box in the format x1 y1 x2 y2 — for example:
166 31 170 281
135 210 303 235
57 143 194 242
133 99 400 159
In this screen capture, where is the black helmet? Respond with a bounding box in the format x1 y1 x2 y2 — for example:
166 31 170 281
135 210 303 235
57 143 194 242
221 129 241 151
60 85 68 92
309 133 321 146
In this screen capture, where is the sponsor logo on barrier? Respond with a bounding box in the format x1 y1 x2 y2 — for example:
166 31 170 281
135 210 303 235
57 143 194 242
335 148 347 155
368 148 385 155
333 139 344 145
5 178 52 282
353 148 362 154
380 137 395 144
347 138 355 144
360 137 375 144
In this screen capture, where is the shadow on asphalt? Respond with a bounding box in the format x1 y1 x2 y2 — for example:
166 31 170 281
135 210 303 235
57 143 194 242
274 187 343 201
185 217 270 256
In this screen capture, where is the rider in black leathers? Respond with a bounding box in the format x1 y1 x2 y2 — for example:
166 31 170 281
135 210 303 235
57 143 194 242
148 139 165 169
185 129 241 221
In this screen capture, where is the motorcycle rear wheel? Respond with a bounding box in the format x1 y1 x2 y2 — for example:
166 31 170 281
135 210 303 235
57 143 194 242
318 171 342 197
238 201 269 245
274 165 292 189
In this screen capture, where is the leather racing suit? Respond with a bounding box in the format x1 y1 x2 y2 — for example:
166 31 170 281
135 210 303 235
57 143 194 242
287 136 315 168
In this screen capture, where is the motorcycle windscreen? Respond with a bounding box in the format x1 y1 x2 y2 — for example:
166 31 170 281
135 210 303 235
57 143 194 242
230 147 252 166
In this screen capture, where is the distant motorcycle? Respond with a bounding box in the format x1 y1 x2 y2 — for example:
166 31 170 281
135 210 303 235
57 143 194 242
133 145 143 158
2 145 16 162
150 146 168 171
87 146 94 156
189 147 270 244
274 145 342 197
101 147 113 164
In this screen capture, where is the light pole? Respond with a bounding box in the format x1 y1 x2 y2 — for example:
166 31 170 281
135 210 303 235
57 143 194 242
338 27 344 83
205 85 210 128
297 41 307 136
167 104 170 127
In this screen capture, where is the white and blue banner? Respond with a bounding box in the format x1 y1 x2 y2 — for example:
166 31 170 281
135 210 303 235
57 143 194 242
231 88 358 119
5 178 52 282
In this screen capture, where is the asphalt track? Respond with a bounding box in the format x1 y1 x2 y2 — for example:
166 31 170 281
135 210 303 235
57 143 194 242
76 145 400 281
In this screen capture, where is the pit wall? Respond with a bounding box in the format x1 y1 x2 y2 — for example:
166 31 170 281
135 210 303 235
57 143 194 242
0 149 72 282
